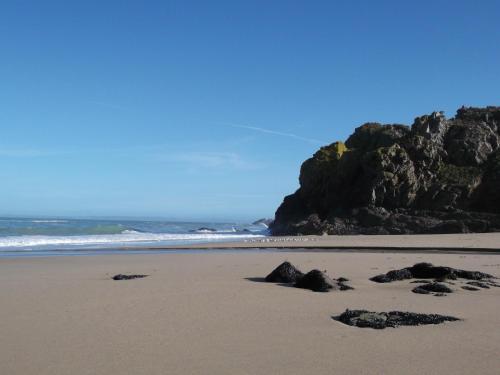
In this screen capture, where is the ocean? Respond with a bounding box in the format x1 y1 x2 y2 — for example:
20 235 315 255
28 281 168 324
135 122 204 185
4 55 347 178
0 217 268 257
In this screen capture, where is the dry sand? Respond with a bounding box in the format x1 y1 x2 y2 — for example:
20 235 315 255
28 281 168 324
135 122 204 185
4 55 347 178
1 249 500 375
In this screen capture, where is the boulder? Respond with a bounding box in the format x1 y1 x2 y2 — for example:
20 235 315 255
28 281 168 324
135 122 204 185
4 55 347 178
409 263 457 279
264 262 304 283
294 270 338 292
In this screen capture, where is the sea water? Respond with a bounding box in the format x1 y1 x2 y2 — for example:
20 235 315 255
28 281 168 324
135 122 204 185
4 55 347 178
0 217 267 256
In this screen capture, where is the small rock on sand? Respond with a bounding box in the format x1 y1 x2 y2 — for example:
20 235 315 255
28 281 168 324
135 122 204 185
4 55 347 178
112 274 148 281
333 309 459 329
461 286 480 291
371 262 494 283
412 282 453 295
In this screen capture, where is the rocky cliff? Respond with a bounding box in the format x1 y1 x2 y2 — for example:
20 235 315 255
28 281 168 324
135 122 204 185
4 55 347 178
271 106 500 235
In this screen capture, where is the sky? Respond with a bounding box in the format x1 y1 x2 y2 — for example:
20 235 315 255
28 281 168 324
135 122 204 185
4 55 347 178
1 0 499 221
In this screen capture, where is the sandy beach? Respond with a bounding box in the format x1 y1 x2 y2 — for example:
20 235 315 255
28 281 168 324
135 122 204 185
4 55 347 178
1 248 499 375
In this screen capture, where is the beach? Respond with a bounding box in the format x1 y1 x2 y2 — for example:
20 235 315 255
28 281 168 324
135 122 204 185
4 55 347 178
1 246 499 375
4 1 499 374
155 232 500 251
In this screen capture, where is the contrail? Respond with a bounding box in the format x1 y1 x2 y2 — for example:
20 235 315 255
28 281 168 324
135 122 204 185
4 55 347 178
229 123 322 145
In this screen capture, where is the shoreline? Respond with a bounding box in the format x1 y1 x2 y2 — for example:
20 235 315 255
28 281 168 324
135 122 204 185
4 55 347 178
131 232 500 253
2 233 500 257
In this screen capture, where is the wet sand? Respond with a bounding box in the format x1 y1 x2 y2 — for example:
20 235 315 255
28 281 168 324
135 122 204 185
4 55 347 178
149 232 500 251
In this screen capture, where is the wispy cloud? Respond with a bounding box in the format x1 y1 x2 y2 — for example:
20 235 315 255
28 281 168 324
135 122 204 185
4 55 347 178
0 148 65 157
0 144 163 158
154 151 261 170
228 123 322 145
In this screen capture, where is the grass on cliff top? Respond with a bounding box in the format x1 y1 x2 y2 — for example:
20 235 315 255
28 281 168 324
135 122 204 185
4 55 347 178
315 142 348 162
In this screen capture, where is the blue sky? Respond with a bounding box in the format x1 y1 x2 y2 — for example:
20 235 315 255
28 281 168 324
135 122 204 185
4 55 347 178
1 0 499 221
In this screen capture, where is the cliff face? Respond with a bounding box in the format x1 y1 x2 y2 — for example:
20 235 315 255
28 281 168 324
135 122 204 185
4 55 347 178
271 106 500 235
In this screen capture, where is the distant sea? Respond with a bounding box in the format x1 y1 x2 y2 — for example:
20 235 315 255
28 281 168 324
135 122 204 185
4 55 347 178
0 217 268 257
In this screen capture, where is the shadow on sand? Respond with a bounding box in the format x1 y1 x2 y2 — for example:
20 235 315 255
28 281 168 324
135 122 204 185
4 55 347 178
244 277 294 288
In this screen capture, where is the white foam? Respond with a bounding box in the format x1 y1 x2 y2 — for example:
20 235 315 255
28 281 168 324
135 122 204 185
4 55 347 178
31 220 68 223
195 229 216 234
0 232 265 249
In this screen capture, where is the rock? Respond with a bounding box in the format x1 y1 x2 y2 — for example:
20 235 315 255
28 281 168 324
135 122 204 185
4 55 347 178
445 119 499 166
455 269 495 280
409 263 457 279
264 264 354 291
462 286 480 291
473 150 500 213
370 269 413 283
270 106 500 235
371 262 494 283
345 123 410 151
410 280 432 284
338 311 388 329
466 281 490 289
438 280 456 285
485 280 500 287
294 270 338 292
265 262 304 283
333 309 459 329
338 282 354 291
112 274 148 280
333 277 354 290
412 287 431 295
412 282 453 294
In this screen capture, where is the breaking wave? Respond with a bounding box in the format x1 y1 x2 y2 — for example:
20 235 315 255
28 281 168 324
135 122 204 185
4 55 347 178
0 217 269 253
0 232 264 251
